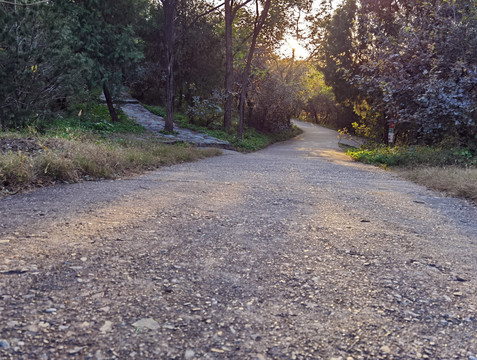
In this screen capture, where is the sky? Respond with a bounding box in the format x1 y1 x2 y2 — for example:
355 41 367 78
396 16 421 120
279 0 344 59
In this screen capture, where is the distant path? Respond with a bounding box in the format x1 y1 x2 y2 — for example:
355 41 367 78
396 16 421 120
1 121 476 359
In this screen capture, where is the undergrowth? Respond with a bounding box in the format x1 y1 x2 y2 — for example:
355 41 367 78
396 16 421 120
346 144 477 202
144 104 302 152
43 104 145 138
0 135 221 195
346 145 476 168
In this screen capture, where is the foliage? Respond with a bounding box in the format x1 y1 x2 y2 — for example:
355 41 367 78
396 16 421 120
187 92 224 128
0 2 92 128
347 145 477 168
0 0 144 129
354 0 477 144
310 0 477 145
247 68 298 133
300 67 345 128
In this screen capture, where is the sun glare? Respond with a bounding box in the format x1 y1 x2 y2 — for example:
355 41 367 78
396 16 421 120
279 36 309 59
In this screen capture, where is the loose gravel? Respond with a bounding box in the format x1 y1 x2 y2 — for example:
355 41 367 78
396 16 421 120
1 121 476 360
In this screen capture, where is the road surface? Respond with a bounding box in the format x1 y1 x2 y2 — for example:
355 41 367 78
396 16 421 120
1 121 476 359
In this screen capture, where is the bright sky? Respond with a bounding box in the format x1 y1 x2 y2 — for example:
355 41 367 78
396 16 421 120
279 0 344 59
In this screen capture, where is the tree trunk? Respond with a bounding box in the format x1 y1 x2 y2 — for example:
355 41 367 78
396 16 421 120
223 0 233 132
102 82 119 123
162 0 176 133
238 0 272 140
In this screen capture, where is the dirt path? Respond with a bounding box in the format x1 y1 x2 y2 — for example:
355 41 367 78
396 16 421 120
1 121 476 360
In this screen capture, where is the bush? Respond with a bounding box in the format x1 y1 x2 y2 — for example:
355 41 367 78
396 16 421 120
347 145 477 168
187 92 224 128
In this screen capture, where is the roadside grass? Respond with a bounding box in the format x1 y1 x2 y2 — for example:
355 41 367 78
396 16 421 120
0 134 221 194
398 166 477 202
0 103 222 195
346 145 477 202
346 145 476 168
43 104 145 138
144 104 302 152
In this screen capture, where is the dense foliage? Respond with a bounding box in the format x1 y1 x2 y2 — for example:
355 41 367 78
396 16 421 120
310 0 477 147
1 0 314 140
3 0 474 148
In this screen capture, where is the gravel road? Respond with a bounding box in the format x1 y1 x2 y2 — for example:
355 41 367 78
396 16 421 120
1 121 476 360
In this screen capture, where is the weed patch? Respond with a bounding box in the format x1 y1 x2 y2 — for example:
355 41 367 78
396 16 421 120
347 145 476 168
346 144 477 202
0 134 221 195
399 167 477 202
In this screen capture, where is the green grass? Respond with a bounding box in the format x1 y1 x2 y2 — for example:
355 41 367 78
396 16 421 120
346 145 476 168
44 104 145 138
346 144 477 202
144 104 302 152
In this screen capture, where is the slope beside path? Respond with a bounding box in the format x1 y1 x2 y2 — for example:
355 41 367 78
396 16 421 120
104 92 233 149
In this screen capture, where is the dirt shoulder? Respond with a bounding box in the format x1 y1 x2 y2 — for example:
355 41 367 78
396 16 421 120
1 122 476 359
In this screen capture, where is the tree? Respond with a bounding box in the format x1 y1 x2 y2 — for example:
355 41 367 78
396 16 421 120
236 0 272 140
55 0 144 122
0 1 92 128
161 0 177 133
354 0 477 143
223 0 252 131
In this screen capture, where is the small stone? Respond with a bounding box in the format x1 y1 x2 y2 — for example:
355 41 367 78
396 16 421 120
132 318 160 331
95 350 106 360
453 292 463 297
67 346 83 355
0 340 10 349
211 348 225 353
27 324 39 332
100 321 113 333
45 308 57 313
163 324 176 330
380 345 391 353
80 257 88 262
38 321 50 328
184 349 195 359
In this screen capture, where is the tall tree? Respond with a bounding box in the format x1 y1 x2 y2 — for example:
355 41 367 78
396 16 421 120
223 0 252 131
59 0 143 122
237 0 272 140
0 1 93 128
161 0 177 133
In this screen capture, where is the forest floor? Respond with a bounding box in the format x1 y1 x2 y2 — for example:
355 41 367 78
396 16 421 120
1 121 476 360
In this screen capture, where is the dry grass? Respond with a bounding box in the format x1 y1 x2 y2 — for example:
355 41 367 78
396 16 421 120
0 136 222 194
398 166 477 202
